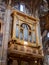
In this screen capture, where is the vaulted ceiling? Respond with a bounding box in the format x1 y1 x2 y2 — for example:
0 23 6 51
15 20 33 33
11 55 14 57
1 0 42 10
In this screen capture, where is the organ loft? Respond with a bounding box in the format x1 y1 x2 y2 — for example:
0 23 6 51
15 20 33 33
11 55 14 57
0 0 44 65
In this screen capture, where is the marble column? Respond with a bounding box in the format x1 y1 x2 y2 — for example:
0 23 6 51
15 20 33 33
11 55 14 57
1 6 11 65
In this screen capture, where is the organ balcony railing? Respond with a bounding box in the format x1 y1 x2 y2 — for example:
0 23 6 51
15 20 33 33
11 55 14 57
8 10 44 57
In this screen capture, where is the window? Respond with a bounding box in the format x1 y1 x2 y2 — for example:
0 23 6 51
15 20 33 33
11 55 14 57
47 32 49 38
20 4 23 11
20 4 25 12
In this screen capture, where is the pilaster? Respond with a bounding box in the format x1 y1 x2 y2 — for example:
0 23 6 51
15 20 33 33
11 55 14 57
12 11 17 38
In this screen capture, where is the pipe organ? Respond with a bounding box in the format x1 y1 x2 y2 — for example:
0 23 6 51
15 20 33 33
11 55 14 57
8 10 44 65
